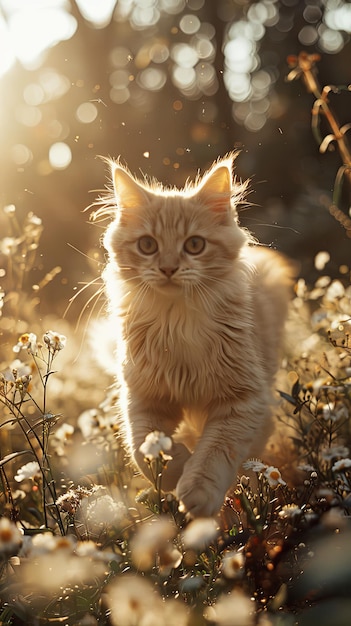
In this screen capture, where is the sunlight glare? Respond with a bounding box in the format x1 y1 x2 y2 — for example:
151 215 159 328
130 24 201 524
3 6 77 71
74 0 117 28
0 15 15 75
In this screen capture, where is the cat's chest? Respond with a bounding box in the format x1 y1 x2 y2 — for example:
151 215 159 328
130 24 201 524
124 307 244 402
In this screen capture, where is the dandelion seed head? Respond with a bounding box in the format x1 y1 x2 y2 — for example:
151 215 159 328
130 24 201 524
242 458 267 473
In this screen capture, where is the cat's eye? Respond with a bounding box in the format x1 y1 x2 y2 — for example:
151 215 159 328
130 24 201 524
184 236 206 255
137 235 158 255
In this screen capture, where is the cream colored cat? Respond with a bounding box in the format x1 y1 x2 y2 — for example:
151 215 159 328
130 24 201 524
100 155 293 518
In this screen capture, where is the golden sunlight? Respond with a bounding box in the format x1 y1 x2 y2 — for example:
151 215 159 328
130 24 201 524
0 0 118 77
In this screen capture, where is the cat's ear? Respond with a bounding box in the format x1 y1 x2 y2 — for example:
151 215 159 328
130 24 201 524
195 163 232 213
113 166 150 209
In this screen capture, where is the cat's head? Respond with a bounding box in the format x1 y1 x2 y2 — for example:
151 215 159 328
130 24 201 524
103 156 250 296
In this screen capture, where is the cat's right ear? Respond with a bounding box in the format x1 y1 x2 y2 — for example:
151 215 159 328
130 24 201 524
195 164 232 214
113 166 150 209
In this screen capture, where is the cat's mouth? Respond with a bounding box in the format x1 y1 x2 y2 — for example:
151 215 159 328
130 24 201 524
156 276 182 290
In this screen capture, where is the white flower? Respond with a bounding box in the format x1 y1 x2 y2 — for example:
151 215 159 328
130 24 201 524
13 332 37 354
321 445 350 461
278 503 302 520
221 549 245 579
139 430 172 460
130 517 178 571
27 533 75 556
0 236 19 256
297 463 316 473
204 590 254 626
43 330 67 352
14 461 41 482
53 422 74 443
322 402 349 422
3 204 16 215
264 466 286 489
332 458 351 472
325 279 345 300
242 459 267 473
107 574 163 626
0 517 22 556
182 517 218 551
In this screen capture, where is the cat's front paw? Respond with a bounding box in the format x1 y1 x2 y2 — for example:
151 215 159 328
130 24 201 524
176 475 225 518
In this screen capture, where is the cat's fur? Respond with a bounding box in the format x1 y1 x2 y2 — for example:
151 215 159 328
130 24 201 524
100 155 293 518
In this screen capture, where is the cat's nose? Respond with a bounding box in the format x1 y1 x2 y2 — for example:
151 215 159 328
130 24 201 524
159 266 179 278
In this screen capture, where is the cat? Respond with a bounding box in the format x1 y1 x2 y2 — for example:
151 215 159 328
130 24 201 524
98 154 293 518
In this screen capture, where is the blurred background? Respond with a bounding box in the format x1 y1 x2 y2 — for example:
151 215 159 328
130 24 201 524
1 0 351 320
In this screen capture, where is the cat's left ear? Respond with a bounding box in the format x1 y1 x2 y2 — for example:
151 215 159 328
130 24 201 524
195 163 232 213
113 166 150 209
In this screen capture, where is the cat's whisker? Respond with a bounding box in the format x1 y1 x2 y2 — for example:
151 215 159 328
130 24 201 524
63 276 104 319
70 286 107 364
75 286 105 332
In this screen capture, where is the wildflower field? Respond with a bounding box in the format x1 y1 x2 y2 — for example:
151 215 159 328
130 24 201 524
1 165 351 626
2 4 351 620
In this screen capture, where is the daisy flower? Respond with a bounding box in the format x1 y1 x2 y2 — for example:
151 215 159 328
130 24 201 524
264 466 286 489
13 332 37 354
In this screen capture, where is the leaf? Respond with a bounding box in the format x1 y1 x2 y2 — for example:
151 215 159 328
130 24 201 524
277 390 298 406
292 377 301 398
0 450 34 467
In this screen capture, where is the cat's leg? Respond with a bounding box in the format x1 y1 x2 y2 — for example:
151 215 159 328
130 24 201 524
121 395 192 490
176 396 271 518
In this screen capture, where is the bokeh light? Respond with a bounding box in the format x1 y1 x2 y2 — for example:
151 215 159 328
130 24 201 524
49 142 72 170
75 102 98 124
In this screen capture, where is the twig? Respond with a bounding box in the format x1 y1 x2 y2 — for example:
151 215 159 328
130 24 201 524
287 51 351 237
